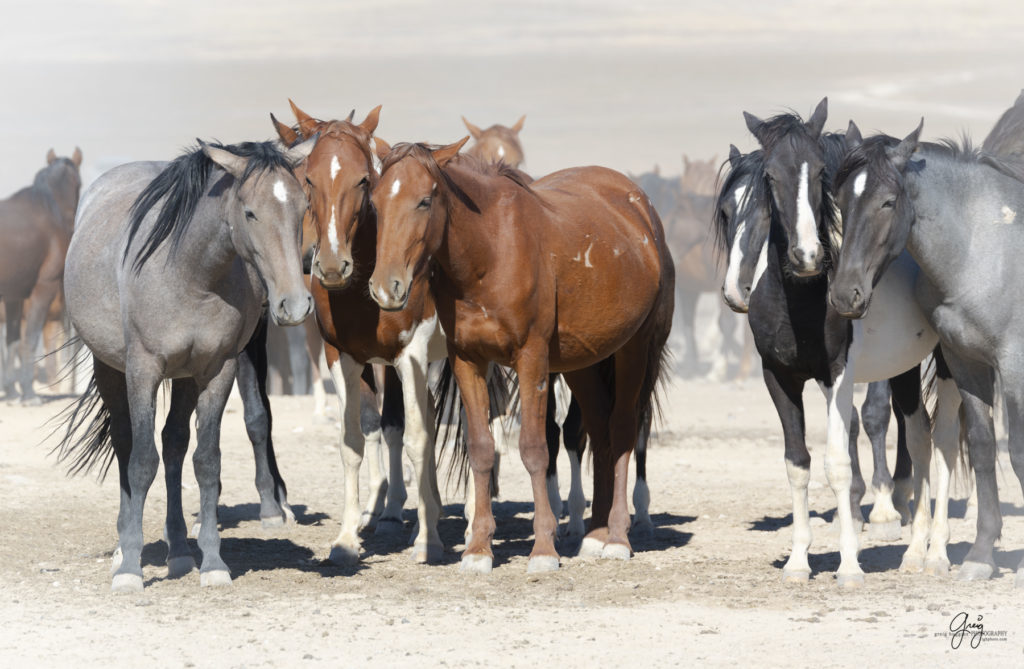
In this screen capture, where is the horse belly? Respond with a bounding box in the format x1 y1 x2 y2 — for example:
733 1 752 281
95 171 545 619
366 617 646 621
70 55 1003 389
850 253 937 383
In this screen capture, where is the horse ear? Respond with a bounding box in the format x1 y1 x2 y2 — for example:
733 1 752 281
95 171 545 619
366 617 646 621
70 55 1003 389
432 136 470 167
289 99 319 137
71 147 83 168
888 118 924 171
806 97 828 138
200 140 248 179
728 144 742 166
346 109 356 122
373 136 392 161
359 105 382 135
284 132 319 165
46 149 57 165
743 111 766 143
271 113 299 146
461 117 482 139
845 120 862 149
510 115 525 134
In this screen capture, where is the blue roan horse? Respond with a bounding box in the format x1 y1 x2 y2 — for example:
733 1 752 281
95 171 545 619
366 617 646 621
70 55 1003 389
59 134 316 592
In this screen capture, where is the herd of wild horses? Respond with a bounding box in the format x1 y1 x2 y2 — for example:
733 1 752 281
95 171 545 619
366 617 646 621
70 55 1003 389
4 89 1024 592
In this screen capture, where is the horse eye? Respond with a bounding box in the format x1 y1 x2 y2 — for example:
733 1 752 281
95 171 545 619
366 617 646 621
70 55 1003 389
245 209 257 221
358 176 369 188
881 199 895 209
417 197 432 209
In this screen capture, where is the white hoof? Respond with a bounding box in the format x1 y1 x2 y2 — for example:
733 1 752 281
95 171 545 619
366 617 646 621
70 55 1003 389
867 520 902 542
957 561 994 582
282 504 296 524
200 570 232 587
924 559 950 576
579 536 605 558
601 543 632 560
782 569 810 584
110 546 123 575
189 522 201 539
166 555 196 579
900 554 925 573
526 555 560 573
328 544 361 566
111 573 144 593
459 554 493 574
374 518 405 536
410 542 443 564
836 571 865 588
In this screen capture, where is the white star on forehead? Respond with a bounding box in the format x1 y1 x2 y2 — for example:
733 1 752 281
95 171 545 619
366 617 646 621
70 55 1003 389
390 179 402 196
853 171 867 197
273 180 288 203
330 155 341 181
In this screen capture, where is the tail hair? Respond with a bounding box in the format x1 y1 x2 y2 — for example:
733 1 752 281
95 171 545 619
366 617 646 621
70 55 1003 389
47 372 115 480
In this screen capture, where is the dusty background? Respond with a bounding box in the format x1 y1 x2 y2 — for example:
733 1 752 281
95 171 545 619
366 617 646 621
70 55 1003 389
4 0 1024 666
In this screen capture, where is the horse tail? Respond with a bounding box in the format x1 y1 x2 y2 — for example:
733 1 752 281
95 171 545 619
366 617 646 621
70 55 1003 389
48 371 115 480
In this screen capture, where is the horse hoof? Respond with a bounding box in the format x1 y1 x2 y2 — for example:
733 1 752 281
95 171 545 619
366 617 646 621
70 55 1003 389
410 543 443 564
782 569 810 584
1015 568 1024 589
460 554 493 574
111 573 144 593
527 555 560 573
957 561 995 582
601 543 632 560
374 517 405 536
578 537 605 558
899 555 925 573
200 570 232 587
836 572 865 589
924 559 950 576
328 544 361 566
261 515 286 529
166 555 196 579
629 519 654 541
867 520 902 542
110 546 123 575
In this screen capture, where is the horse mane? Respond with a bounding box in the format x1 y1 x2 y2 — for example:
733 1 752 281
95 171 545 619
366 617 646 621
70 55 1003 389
124 141 296 273
983 90 1024 159
290 117 374 165
711 149 764 259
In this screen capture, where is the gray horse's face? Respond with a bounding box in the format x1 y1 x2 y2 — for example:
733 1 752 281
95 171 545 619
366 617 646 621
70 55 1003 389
830 125 922 318
720 175 770 313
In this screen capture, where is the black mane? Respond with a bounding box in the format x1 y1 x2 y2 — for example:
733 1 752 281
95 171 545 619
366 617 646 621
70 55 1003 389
711 148 764 258
124 141 295 273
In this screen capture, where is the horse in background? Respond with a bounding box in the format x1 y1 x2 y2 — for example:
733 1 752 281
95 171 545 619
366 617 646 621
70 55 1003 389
0 147 82 404
462 115 526 168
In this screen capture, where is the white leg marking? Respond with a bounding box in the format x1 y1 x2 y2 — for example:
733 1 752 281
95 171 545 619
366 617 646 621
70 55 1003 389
783 460 812 580
328 354 367 565
924 377 961 574
822 359 863 586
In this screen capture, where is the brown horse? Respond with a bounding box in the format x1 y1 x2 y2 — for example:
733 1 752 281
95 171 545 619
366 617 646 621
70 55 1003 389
0 147 82 404
279 102 449 565
462 115 526 168
369 139 674 573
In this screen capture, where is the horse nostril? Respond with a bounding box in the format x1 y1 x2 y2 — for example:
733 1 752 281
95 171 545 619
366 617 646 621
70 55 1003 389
741 284 752 298
340 260 351 277
391 279 403 296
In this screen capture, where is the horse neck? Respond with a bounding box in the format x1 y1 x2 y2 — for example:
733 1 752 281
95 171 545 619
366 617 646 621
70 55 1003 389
433 166 505 287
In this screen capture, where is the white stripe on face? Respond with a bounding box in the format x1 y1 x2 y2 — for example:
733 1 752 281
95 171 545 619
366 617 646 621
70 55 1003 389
328 204 340 254
853 170 867 198
723 220 747 302
330 155 341 182
795 162 818 261
390 179 401 197
274 180 288 203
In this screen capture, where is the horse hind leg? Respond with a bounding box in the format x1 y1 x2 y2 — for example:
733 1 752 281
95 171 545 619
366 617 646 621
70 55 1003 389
376 366 409 533
999 374 1024 588
888 367 934 574
161 378 199 579
544 374 563 532
3 299 24 400
562 392 587 540
91 359 133 583
924 370 961 576
630 412 654 540
861 380 902 541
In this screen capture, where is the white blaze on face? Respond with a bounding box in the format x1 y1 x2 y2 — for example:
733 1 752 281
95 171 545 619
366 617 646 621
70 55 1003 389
390 179 402 197
723 220 747 302
330 155 341 182
853 170 867 199
794 162 819 263
328 204 340 255
273 180 288 203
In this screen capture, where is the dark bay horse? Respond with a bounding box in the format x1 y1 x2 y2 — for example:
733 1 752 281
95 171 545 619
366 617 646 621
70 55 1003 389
60 135 315 591
462 115 526 168
828 123 1024 585
369 139 674 573
0 148 81 404
281 101 449 565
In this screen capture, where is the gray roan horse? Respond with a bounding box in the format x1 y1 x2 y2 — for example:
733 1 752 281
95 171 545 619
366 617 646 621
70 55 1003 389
58 134 316 592
0 148 82 404
829 122 1024 585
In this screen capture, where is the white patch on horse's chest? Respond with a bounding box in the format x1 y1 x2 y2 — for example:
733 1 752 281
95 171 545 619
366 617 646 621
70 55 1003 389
390 179 402 197
853 171 867 198
330 155 341 182
328 205 340 254
273 180 288 203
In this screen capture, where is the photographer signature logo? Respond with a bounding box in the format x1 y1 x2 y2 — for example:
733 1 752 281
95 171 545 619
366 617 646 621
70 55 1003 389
937 612 1009 649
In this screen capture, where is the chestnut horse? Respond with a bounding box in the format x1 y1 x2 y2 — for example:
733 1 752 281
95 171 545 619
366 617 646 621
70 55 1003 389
0 147 82 404
369 139 674 573
280 102 449 565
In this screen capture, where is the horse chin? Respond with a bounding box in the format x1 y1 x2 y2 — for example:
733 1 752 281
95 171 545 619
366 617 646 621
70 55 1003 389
791 265 822 279
375 295 409 312
723 295 749 314
317 275 351 291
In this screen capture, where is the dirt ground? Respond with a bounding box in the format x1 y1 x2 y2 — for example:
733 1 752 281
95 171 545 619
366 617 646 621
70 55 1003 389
2 369 1023 667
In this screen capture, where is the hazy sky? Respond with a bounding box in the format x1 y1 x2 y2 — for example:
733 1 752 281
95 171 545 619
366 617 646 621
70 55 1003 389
2 1 1023 193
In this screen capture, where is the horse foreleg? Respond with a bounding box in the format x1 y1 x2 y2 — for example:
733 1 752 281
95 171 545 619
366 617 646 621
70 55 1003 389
327 348 369 565
544 374 563 530
630 413 653 540
925 372 961 575
3 299 24 399
562 393 587 539
889 367 933 573
377 365 408 530
861 380 902 540
161 378 199 578
821 358 863 588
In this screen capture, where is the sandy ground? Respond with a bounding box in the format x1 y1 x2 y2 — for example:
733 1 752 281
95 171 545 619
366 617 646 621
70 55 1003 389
2 370 1024 667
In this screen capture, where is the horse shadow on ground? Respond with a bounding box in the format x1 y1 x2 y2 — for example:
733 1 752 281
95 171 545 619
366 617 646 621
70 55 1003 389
208 503 330 532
